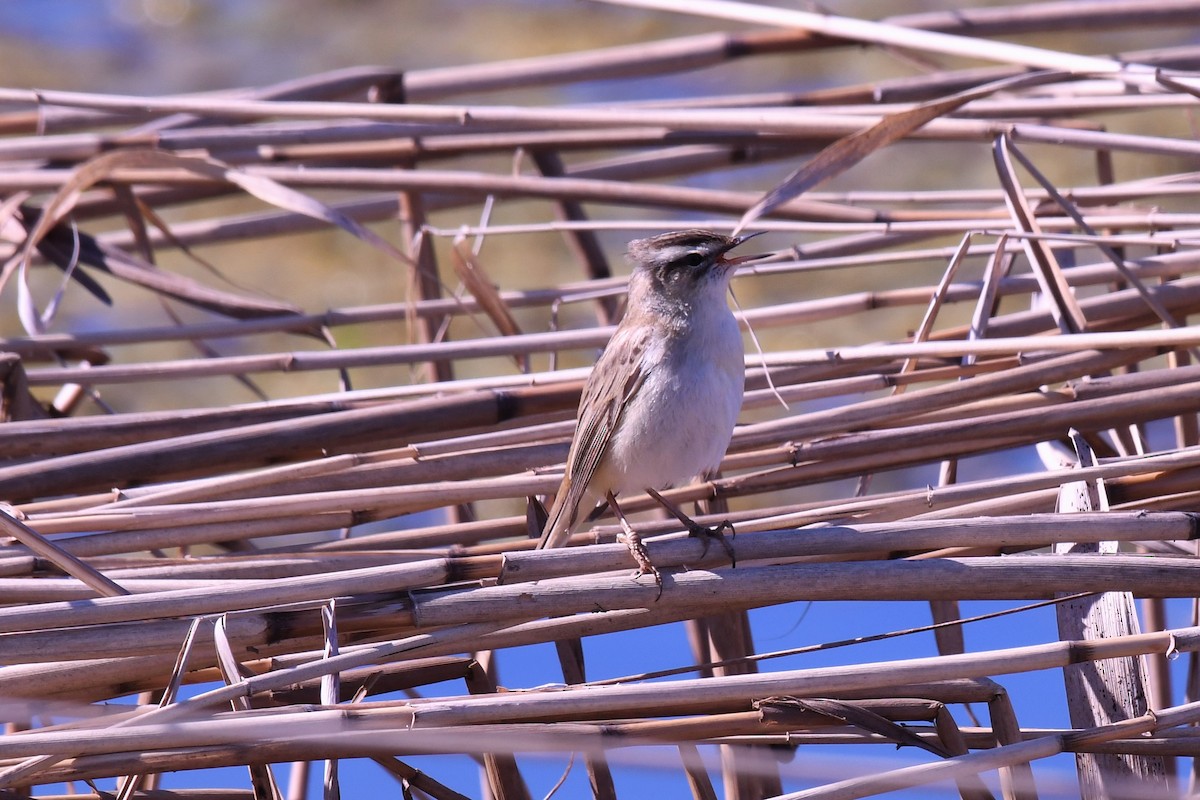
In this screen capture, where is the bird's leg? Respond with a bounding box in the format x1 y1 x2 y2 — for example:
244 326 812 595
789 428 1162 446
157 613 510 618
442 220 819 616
605 491 662 595
645 487 736 567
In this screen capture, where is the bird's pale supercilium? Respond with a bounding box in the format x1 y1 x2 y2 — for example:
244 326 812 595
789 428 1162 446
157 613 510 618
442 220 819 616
537 229 766 583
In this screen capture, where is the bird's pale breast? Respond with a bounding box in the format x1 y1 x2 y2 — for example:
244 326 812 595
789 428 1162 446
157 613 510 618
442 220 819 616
600 303 744 493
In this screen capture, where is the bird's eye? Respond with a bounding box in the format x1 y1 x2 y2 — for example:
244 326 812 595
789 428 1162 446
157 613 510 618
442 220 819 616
681 252 705 268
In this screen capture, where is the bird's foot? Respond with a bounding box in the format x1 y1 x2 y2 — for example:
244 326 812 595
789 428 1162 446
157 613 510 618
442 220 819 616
617 529 663 601
644 487 737 568
606 490 664 601
687 519 737 568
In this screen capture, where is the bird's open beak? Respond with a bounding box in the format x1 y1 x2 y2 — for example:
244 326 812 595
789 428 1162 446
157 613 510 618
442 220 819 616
721 231 771 265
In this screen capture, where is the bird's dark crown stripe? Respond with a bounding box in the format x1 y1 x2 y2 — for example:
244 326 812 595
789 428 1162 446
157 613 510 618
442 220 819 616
645 230 729 248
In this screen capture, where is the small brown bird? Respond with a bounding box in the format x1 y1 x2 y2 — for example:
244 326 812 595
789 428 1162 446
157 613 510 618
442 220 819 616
537 229 765 581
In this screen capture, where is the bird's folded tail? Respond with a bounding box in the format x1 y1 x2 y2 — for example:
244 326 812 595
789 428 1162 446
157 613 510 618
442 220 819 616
536 490 577 549
537 482 603 549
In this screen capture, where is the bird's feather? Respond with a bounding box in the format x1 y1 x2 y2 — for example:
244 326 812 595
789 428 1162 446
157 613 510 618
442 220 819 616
537 324 651 548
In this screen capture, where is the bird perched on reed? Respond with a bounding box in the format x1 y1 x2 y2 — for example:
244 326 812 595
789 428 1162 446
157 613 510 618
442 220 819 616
537 229 765 584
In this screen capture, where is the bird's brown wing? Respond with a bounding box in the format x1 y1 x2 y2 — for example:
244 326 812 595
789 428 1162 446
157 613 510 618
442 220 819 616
537 325 650 548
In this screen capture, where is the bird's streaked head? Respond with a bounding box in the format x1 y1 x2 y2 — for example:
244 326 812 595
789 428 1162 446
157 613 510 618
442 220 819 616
626 229 765 308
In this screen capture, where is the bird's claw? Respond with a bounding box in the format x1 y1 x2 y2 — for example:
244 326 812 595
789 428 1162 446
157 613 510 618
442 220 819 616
688 519 737 568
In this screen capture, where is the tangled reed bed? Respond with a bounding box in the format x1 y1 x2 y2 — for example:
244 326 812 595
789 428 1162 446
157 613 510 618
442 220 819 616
3 1 1200 797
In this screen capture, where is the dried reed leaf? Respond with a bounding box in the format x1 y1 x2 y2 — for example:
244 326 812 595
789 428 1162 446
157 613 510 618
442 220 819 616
758 697 951 757
223 163 414 267
450 238 528 370
12 148 414 321
735 72 1061 232
23 202 299 319
110 183 155 264
131 187 314 320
